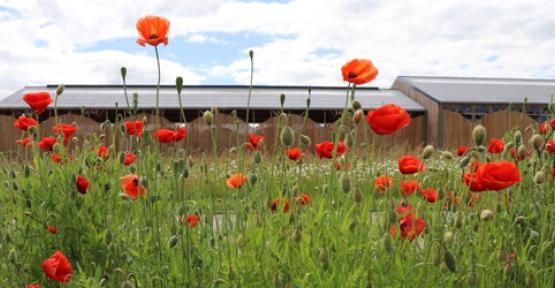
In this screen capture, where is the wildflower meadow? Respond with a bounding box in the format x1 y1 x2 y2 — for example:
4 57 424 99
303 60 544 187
1 15 555 288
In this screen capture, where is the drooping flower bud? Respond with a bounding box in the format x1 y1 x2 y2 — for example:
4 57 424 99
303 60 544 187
300 134 311 146
353 189 363 203
530 134 543 151
351 99 362 110
202 111 214 126
353 109 364 124
441 151 454 160
121 67 127 80
443 231 454 244
514 130 522 147
444 250 457 273
422 144 435 159
280 126 293 146
533 170 546 184
176 76 183 95
480 209 494 221
56 84 65 96
517 145 527 159
340 172 351 193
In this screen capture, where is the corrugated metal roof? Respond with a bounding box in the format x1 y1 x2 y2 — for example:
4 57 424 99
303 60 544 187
397 76 555 104
0 85 425 111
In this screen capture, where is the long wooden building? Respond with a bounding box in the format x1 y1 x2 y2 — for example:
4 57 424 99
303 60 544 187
0 85 427 152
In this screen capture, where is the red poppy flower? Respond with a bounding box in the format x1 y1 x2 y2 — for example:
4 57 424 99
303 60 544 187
50 153 62 163
399 179 421 196
421 188 437 203
120 174 146 199
487 138 505 154
545 140 555 153
341 59 378 85
315 141 347 159
463 172 487 192
154 129 175 143
123 152 138 166
457 146 468 156
38 137 57 151
398 155 425 174
76 176 89 194
136 15 170 46
477 161 521 191
41 250 73 283
550 118 555 130
53 124 77 145
367 104 411 135
295 194 311 205
396 201 413 214
23 92 52 115
226 173 246 189
14 114 38 131
374 175 392 193
334 161 350 171
47 226 57 234
271 198 290 213
25 284 40 288
249 133 264 149
125 120 144 137
98 145 109 159
285 147 304 161
399 213 426 241
173 127 186 142
539 122 547 135
16 137 32 146
182 214 199 228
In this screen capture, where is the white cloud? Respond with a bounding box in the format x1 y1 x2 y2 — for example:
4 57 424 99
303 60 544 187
0 0 554 99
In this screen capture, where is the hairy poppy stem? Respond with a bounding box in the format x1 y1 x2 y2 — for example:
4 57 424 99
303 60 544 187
154 46 161 129
245 51 254 141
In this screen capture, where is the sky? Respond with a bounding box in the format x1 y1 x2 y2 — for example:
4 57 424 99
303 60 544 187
1 0 554 98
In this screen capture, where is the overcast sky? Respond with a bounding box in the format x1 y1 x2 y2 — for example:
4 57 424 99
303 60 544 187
1 0 554 98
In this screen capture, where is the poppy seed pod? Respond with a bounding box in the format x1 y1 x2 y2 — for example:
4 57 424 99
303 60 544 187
533 170 546 184
353 189 363 203
176 76 183 95
530 134 543 151
352 99 362 110
280 127 293 146
422 145 435 159
202 111 214 126
120 67 127 80
514 130 522 147
441 151 454 160
56 84 64 96
472 125 486 146
340 172 351 193
480 209 494 221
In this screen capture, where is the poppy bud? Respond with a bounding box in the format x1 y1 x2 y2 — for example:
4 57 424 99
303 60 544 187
182 167 189 178
249 49 254 59
353 109 364 124
280 127 294 146
8 249 17 263
172 160 180 175
517 145 527 159
353 189 363 203
340 172 351 193
254 151 261 164
24 165 31 178
533 170 546 184
56 84 64 96
352 99 362 110
9 170 16 179
202 111 213 126
248 173 257 186
104 230 114 244
300 135 311 146
441 151 454 160
422 145 435 159
530 134 543 151
322 184 329 194
444 250 457 272
122 280 134 288
480 209 494 221
472 125 486 146
53 143 62 154
176 76 183 95
459 156 471 168
168 235 178 248
141 178 148 189
280 94 286 106
120 67 127 80
514 130 522 147
28 125 38 138
443 231 454 244
129 165 136 173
